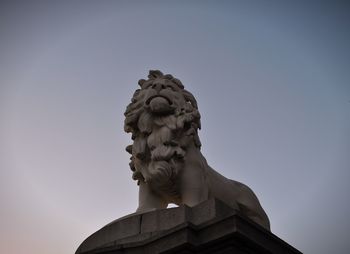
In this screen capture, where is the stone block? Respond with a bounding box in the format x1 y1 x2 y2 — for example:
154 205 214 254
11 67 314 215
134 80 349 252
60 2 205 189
76 199 302 254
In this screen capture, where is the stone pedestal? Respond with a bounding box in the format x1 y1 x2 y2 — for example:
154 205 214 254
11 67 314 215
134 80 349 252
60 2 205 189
76 199 302 254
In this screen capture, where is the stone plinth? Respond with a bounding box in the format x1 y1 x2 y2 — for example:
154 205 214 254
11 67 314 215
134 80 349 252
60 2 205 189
76 199 302 254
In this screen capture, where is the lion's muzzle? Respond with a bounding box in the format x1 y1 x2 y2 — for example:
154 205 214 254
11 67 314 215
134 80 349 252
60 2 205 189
146 95 174 114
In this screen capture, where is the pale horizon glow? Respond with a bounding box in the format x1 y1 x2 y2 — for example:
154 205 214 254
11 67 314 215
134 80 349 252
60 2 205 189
0 1 349 254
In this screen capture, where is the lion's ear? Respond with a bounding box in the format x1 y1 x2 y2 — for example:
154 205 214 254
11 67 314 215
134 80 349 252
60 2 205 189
172 78 184 89
164 74 174 80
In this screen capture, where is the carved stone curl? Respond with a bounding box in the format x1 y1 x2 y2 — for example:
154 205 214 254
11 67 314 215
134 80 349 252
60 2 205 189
124 70 270 230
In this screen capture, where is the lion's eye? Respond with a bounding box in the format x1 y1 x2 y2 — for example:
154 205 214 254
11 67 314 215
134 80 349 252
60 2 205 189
166 85 175 91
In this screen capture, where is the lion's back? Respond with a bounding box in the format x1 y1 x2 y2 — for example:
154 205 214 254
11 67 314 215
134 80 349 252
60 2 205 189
205 165 243 209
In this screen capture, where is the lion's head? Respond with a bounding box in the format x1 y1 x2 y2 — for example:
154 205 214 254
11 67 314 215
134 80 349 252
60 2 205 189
124 70 201 198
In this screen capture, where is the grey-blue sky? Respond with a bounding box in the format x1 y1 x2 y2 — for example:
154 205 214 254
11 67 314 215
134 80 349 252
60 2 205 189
0 1 349 254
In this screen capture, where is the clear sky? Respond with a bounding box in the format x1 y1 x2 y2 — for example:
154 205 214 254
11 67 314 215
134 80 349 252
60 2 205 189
0 1 349 254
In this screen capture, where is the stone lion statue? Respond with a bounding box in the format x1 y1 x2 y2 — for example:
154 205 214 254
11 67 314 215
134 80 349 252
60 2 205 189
124 70 270 230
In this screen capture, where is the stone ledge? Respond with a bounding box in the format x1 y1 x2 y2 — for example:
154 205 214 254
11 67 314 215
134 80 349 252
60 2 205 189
76 199 302 254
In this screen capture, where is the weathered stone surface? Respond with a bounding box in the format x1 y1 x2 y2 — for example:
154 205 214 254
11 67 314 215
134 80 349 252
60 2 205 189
76 199 302 254
76 214 141 253
124 70 270 230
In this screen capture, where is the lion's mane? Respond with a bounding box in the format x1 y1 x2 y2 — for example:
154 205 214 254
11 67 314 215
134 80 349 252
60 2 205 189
124 70 201 198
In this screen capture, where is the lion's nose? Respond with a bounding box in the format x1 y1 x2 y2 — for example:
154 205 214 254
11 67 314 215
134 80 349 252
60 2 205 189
152 83 166 93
